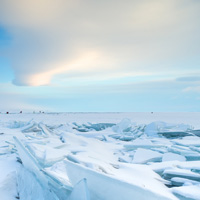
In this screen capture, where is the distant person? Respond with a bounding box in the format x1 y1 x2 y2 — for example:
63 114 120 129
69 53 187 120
20 111 22 114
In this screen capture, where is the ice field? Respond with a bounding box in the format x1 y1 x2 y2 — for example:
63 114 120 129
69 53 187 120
0 112 200 200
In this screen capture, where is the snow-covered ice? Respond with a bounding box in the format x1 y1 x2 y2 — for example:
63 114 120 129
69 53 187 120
0 112 200 199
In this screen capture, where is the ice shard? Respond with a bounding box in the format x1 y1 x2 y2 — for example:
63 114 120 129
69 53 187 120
64 160 178 200
68 178 90 200
14 136 72 200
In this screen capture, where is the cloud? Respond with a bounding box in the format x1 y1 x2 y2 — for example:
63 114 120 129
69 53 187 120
176 76 200 82
178 76 200 93
0 0 200 86
183 86 200 93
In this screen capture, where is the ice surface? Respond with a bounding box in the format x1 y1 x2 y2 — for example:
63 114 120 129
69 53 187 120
173 137 200 147
65 160 177 200
14 137 72 200
162 153 186 162
26 143 67 167
124 139 163 150
109 118 145 141
177 161 200 170
112 118 133 133
1 113 200 199
166 145 200 161
190 130 200 137
149 160 181 173
133 148 162 164
68 179 90 200
163 168 200 181
7 120 28 129
158 131 192 139
14 137 60 200
145 121 192 137
0 155 19 200
17 166 56 200
73 122 115 132
43 161 72 187
171 177 200 186
171 185 200 200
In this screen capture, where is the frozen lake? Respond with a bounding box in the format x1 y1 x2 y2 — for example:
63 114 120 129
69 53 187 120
0 112 200 200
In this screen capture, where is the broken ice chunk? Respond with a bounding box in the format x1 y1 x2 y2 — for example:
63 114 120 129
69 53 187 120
162 153 186 162
124 139 163 151
112 118 133 133
14 137 72 200
17 167 59 200
177 161 200 171
163 168 200 181
43 161 72 188
145 122 192 137
21 122 41 133
118 153 133 163
14 137 60 200
26 143 68 167
167 145 200 161
73 122 115 132
65 160 178 200
148 161 181 174
171 177 200 187
189 130 200 137
133 148 162 164
158 131 192 139
38 123 54 136
171 185 200 200
68 179 90 200
173 137 200 147
7 120 28 129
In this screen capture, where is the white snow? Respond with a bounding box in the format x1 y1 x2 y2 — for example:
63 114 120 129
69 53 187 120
65 160 177 200
0 112 200 199
0 155 19 200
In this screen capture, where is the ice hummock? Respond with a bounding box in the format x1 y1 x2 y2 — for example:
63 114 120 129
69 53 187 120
1 113 200 199
65 160 177 200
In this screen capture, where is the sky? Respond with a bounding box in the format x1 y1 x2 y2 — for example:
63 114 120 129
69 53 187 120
0 0 200 112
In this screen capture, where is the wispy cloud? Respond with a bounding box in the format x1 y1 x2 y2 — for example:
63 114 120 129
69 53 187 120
183 86 200 93
176 76 200 82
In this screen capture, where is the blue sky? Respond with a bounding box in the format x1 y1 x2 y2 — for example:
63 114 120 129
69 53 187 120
0 0 200 112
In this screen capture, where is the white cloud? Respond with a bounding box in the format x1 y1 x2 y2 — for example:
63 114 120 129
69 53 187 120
176 76 200 82
0 0 200 86
183 86 200 93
